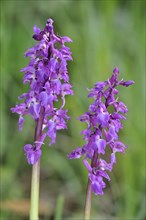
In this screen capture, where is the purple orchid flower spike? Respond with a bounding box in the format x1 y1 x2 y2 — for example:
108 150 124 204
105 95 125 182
68 67 134 195
11 18 73 165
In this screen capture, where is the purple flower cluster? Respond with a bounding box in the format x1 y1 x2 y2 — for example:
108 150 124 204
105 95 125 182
11 18 73 165
68 68 134 195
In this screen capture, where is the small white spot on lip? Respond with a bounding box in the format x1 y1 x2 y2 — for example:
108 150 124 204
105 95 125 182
42 124 47 130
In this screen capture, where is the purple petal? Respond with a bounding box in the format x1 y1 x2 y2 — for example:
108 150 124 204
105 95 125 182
97 170 110 181
18 115 24 131
94 81 107 92
24 46 36 57
21 65 35 73
27 149 42 165
33 103 40 118
78 113 89 122
62 83 73 96
120 80 135 87
52 79 62 94
96 112 110 127
61 36 72 42
68 147 84 159
56 117 67 130
112 112 126 120
18 93 28 100
24 144 33 153
80 128 91 141
56 109 69 119
115 101 128 114
110 153 116 164
47 119 56 145
93 139 106 154
33 25 41 34
114 141 127 153
89 173 105 195
39 91 55 107
11 103 26 115
113 67 119 74
99 159 112 171
104 126 118 142
111 119 123 132
24 143 42 164
83 158 92 172
33 32 44 41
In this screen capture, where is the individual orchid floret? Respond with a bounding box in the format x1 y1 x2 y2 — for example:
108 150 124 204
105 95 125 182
68 68 134 195
11 18 73 165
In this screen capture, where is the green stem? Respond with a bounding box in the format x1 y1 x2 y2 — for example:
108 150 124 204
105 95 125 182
84 178 92 220
30 160 40 220
84 152 98 220
30 107 45 220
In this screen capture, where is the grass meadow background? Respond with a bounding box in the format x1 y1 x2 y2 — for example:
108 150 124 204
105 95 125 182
0 0 145 219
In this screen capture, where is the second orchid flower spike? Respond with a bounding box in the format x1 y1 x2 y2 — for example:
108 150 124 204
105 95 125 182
68 67 134 195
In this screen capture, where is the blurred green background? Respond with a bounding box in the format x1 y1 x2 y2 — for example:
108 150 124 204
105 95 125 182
0 0 145 219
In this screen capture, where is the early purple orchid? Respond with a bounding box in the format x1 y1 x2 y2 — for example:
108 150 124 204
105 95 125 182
11 18 73 165
68 68 134 195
